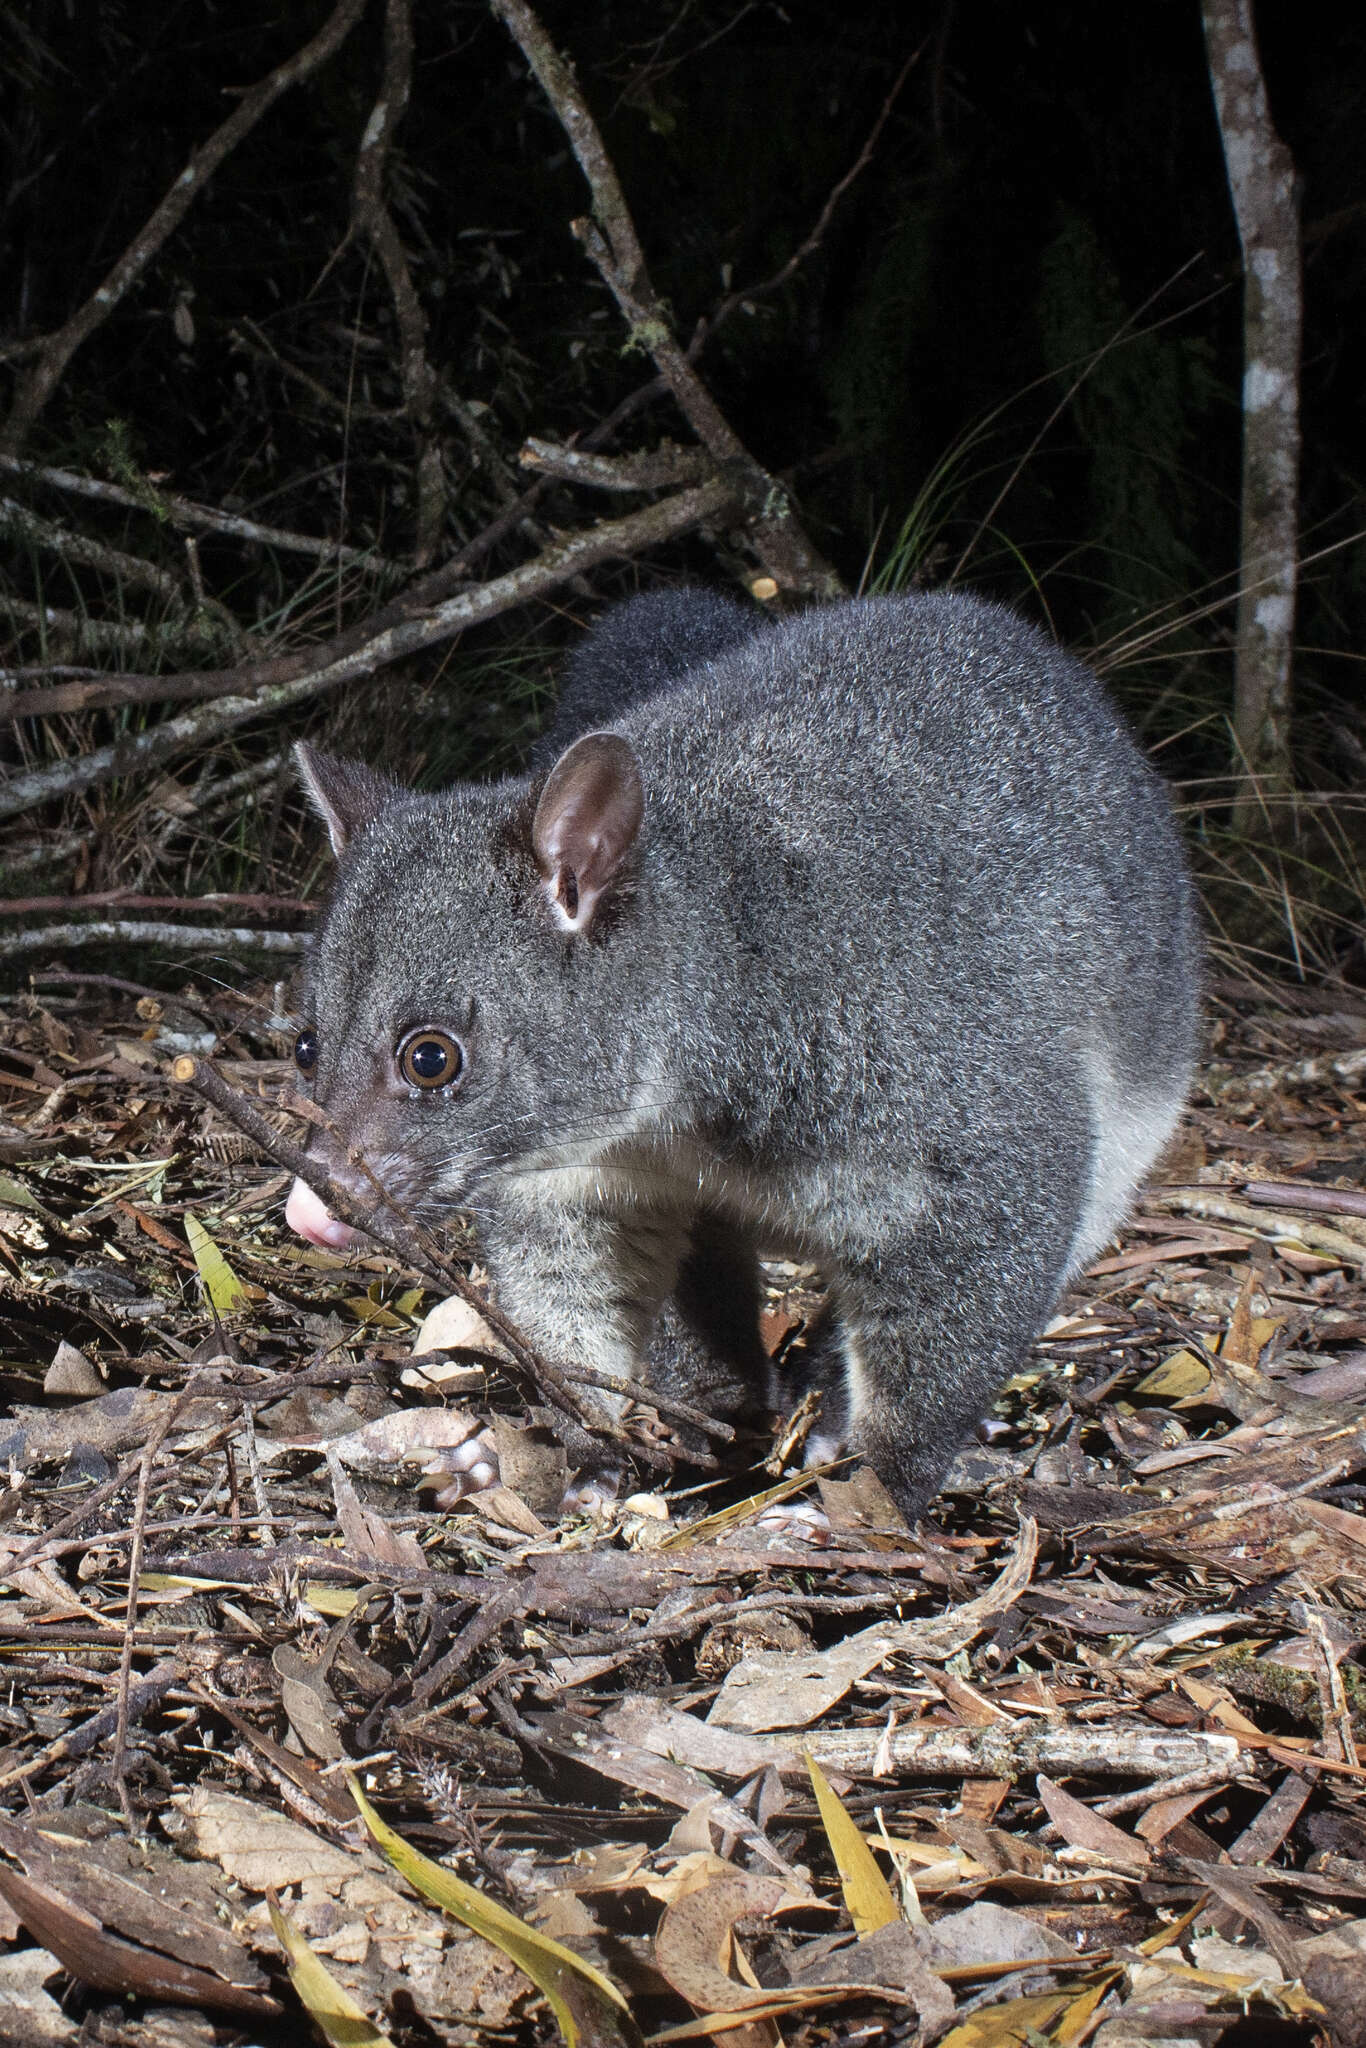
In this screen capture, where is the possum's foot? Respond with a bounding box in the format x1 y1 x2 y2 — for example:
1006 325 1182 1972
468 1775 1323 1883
429 1427 501 1507
560 1465 624 1514
753 1497 833 1545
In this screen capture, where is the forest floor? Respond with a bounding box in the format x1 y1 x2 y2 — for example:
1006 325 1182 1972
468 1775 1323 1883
0 973 1364 2048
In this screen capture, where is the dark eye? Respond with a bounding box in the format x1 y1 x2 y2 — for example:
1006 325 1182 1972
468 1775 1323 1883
397 1028 464 1091
294 1028 319 1075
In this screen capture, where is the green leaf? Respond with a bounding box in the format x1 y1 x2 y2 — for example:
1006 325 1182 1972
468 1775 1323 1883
268 1893 395 2047
348 1777 640 2048
184 1213 251 1315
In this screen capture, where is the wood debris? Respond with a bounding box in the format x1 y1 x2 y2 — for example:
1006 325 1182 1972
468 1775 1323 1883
0 975 1363 2044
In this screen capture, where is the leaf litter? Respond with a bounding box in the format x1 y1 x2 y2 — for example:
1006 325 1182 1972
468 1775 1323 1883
0 978 1364 2043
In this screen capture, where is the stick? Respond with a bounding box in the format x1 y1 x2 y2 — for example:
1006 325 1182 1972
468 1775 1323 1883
0 920 301 960
490 0 843 603
351 0 444 565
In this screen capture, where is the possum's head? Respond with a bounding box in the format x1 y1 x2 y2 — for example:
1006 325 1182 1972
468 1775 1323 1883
284 736 648 1249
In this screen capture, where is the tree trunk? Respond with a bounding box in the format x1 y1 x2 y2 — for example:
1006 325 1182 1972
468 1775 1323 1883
1200 0 1303 834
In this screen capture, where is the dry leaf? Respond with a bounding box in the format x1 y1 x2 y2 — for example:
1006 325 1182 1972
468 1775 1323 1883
804 1754 901 1934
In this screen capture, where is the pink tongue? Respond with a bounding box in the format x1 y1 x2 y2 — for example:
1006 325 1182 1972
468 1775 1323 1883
285 1177 356 1250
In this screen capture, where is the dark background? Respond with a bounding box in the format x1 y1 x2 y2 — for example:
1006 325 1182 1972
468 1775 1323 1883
2 0 1364 957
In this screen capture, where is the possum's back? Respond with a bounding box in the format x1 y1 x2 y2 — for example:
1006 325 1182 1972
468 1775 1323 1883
619 590 1199 1102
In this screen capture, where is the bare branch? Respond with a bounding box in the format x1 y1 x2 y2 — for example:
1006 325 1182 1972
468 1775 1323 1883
0 891 313 918
0 454 405 577
0 921 301 959
0 595 153 657
519 436 713 492
351 0 445 564
0 830 94 879
489 0 843 603
1 497 189 608
0 477 735 821
700 40 925 346
0 0 369 453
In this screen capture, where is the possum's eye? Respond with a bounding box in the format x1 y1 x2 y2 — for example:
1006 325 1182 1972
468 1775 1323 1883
294 1028 319 1076
397 1028 465 1091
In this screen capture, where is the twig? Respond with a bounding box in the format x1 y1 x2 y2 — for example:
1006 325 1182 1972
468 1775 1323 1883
0 891 314 917
1 0 369 452
0 496 191 609
351 0 444 565
490 0 843 603
1243 1179 1366 1220
0 476 734 818
558 1364 735 1443
723 1719 1242 1785
0 920 300 959
519 437 713 492
0 593 152 655
698 41 925 347
0 1661 181 1793
111 1420 166 1800
1147 1186 1366 1271
0 452 403 575
0 828 95 878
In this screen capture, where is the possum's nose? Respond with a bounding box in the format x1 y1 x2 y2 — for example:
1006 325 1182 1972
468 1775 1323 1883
285 1177 356 1250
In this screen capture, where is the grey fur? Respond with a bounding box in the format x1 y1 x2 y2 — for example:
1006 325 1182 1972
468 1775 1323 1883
530 586 769 765
292 587 1200 1518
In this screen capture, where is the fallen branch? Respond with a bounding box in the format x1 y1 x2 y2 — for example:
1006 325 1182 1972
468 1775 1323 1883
621 1697 1243 1786
0 452 403 576
0 476 734 820
0 892 313 918
0 921 302 960
0 595 153 657
519 437 714 493
1243 1179 1366 1221
1147 1187 1366 1271
0 496 190 608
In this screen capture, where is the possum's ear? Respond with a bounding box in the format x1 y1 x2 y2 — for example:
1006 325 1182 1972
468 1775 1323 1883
295 742 403 859
532 732 644 935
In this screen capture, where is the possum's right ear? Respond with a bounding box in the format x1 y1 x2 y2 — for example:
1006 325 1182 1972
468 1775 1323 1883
294 742 402 859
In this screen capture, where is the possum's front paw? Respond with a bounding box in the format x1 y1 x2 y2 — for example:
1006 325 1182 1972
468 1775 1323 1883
429 1427 501 1506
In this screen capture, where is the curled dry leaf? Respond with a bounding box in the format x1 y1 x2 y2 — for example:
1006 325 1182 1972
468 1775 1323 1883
0 1864 281 2020
708 1518 1038 1732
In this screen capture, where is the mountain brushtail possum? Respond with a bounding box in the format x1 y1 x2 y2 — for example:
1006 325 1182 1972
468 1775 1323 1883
286 586 1199 1518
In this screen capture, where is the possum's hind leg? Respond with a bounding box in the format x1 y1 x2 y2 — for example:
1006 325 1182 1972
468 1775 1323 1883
814 1126 1092 1522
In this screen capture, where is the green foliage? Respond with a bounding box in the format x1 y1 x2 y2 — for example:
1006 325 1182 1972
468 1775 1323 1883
98 420 173 526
